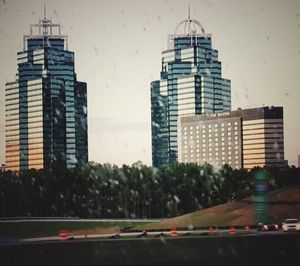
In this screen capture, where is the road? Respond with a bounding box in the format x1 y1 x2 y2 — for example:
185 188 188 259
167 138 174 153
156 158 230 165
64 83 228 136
0 231 299 266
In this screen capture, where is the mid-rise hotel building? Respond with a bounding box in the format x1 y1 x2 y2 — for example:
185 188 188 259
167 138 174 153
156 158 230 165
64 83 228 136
178 106 285 169
5 15 88 171
151 12 231 167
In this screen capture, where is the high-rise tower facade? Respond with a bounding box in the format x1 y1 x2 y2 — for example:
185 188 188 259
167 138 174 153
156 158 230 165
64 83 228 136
5 14 88 171
151 13 231 167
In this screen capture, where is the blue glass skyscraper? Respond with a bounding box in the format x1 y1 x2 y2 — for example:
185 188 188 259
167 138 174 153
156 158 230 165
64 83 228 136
151 13 231 167
5 14 88 171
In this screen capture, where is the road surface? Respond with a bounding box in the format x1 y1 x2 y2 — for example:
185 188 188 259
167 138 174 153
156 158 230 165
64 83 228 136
0 231 299 266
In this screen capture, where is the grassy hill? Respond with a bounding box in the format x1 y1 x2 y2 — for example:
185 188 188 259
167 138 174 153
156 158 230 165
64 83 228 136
136 186 300 230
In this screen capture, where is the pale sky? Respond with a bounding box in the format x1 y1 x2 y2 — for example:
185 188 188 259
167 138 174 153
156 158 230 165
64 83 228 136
0 0 299 166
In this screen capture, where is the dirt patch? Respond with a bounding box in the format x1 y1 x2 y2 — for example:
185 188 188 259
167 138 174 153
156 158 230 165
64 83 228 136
137 186 300 230
69 226 121 236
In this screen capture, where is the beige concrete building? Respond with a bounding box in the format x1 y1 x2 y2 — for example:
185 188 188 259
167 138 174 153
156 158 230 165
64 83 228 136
178 106 285 169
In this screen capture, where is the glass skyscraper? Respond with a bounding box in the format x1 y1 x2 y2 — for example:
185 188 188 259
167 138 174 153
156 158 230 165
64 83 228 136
5 15 88 171
151 13 231 167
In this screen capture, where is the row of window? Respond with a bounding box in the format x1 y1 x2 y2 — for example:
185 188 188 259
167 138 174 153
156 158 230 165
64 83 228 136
183 121 239 131
182 159 240 166
183 137 239 144
183 147 239 153
184 131 239 138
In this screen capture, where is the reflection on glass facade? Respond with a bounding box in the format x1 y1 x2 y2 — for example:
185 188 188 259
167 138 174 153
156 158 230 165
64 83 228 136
5 16 88 171
151 14 231 167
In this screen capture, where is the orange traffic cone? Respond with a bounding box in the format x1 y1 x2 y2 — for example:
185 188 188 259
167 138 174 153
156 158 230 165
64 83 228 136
170 228 178 237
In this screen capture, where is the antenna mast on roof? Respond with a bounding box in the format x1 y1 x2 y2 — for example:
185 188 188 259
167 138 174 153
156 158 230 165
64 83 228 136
24 6 68 50
44 3 47 20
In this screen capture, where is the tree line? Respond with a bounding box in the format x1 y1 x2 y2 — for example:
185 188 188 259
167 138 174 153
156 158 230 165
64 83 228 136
0 162 299 218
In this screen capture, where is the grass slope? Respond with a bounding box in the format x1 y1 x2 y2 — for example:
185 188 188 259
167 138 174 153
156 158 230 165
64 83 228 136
0 221 148 239
136 186 300 230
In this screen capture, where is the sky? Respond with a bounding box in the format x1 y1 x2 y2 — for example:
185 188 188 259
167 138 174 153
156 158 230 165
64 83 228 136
0 0 299 166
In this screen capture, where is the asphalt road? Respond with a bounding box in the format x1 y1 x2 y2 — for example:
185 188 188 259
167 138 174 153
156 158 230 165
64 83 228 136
1 232 300 266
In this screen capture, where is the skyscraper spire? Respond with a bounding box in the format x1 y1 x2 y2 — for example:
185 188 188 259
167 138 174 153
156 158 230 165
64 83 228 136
174 5 205 36
44 3 46 20
187 4 191 33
